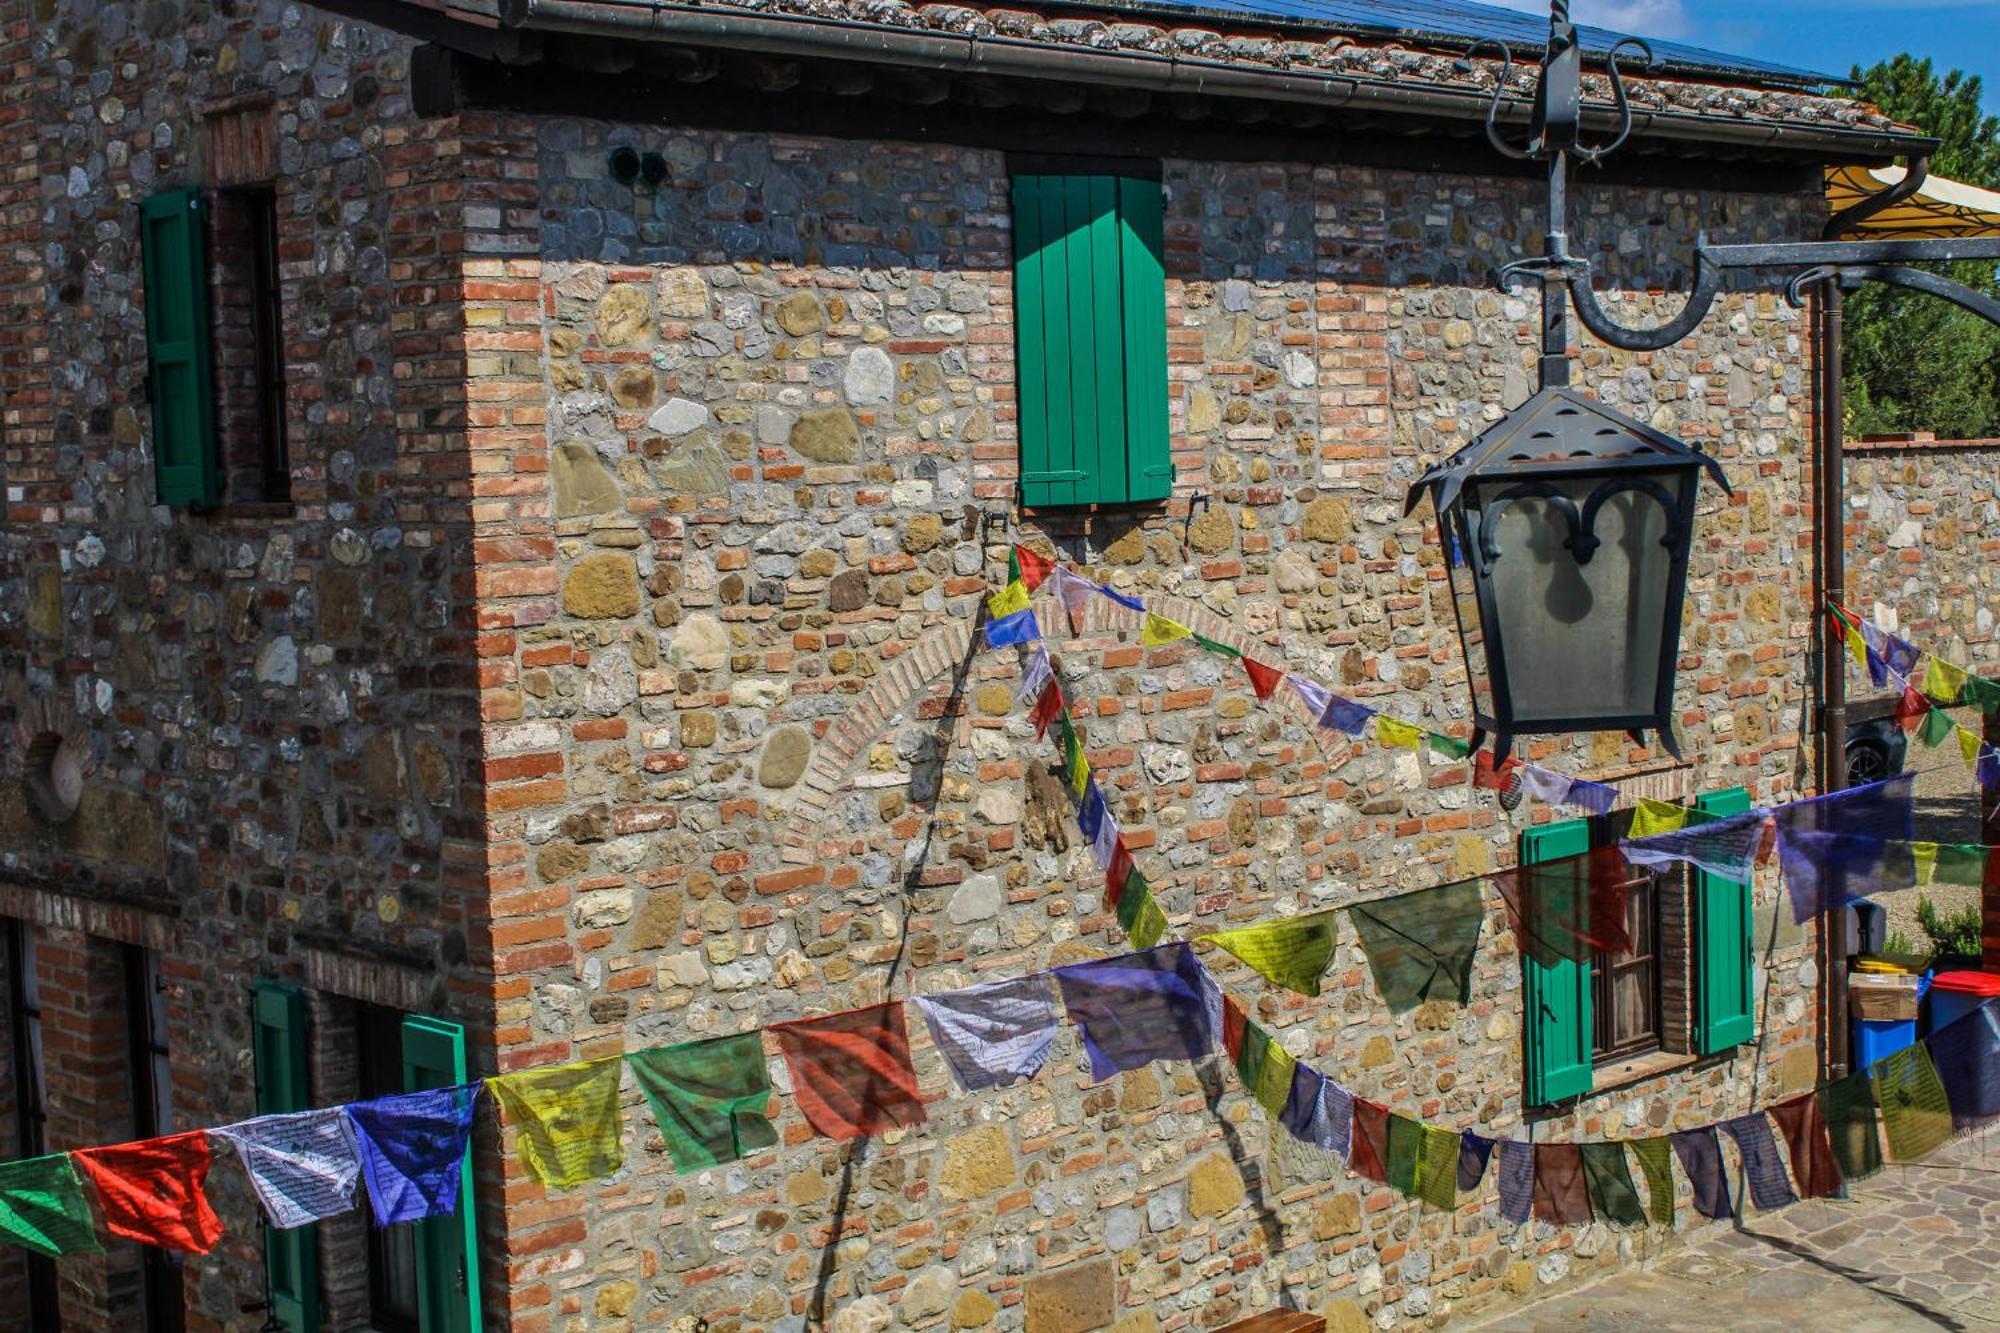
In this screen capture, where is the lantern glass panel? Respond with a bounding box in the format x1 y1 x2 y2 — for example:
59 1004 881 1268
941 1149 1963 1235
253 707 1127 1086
1444 515 1494 722
1469 473 1686 725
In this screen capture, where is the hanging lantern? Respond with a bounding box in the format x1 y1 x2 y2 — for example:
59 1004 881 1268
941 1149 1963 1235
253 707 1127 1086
1406 386 1730 759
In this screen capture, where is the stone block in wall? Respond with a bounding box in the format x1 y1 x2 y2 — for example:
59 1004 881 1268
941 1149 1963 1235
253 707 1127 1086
1024 1260 1116 1333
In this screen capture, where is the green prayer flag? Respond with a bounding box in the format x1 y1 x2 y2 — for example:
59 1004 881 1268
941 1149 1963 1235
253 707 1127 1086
1116 876 1147 933
1235 1020 1270 1093
1413 1124 1459 1211
1254 1041 1296 1121
1628 1137 1675 1225
1964 674 2000 716
1934 844 1989 887
1427 732 1472 760
1128 892 1169 949
1918 706 1957 749
1347 880 1485 1012
1821 1072 1884 1182
1386 1113 1423 1196
627 1034 778 1173
1875 1043 1954 1163
0 1155 101 1259
1193 634 1241 660
1199 913 1339 997
1579 1143 1645 1226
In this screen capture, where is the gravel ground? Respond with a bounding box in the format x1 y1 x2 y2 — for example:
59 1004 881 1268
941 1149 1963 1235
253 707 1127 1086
1874 707 1989 958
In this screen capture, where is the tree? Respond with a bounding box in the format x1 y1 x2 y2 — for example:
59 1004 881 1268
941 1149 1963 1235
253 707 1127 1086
1842 56 2000 441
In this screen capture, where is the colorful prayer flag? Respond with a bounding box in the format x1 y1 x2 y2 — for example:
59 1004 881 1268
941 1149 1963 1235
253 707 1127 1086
1669 1127 1733 1220
1768 1094 1843 1200
1918 705 1957 749
1457 1132 1495 1195
1375 717 1425 751
1578 1142 1643 1226
1627 799 1689 838
914 974 1061 1093
1496 1140 1535 1225
213 1108 362 1230
1105 843 1135 909
1253 1031 1298 1122
1427 731 1472 760
1348 879 1485 1012
1621 808 1770 884
1090 800 1121 872
1720 1113 1797 1211
1199 913 1339 997
1925 655 1969 705
771 1003 926 1142
0 1155 101 1259
626 1034 778 1173
1013 645 1053 706
987 579 1030 620
1347 1100 1388 1184
1319 694 1373 737
1281 1063 1352 1158
1628 1137 1675 1225
488 1058 626 1189
1100 585 1144 613
1012 545 1055 592
1489 847 1634 967
1960 725 1983 769
73 1132 224 1254
1128 891 1170 949
1052 945 1220 1083
1874 1042 1953 1163
1193 633 1240 659
1821 1072 1885 1182
984 607 1041 649
1893 685 1929 732
1412 1123 1460 1211
1054 567 1095 634
1773 773 1917 922
346 1085 481 1225
1141 612 1191 647
1243 658 1283 701
1287 674 1330 719
1030 680 1064 739
1531 1143 1592 1225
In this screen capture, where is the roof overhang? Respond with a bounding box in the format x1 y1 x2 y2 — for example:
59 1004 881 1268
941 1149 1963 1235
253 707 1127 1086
1827 164 2000 239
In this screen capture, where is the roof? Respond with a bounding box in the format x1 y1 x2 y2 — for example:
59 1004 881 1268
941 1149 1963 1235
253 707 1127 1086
1072 0 1837 88
1827 164 2000 239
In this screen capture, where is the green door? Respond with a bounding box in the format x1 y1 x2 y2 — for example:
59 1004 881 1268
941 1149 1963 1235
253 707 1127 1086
252 983 318 1333
402 1016 481 1333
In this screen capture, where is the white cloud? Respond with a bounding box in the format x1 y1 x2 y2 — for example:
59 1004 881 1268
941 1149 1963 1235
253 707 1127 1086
1482 0 1694 40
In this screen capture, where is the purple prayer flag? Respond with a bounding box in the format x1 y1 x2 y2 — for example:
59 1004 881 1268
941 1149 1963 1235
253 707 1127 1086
1458 1132 1495 1194
914 974 1061 1093
345 1085 480 1226
1886 634 1922 679
1621 808 1770 883
1077 782 1107 843
1286 674 1330 719
1496 1140 1535 1224
1053 945 1222 1083
1566 779 1621 816
1099 585 1144 612
1280 1063 1352 1158
1671 1126 1735 1220
1773 774 1916 922
1981 749 2000 793
1519 765 1574 807
1319 694 1374 737
1721 1114 1798 1211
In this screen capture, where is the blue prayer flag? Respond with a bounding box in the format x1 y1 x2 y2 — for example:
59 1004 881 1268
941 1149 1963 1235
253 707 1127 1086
1319 695 1372 736
345 1085 480 1226
984 608 1041 649
1053 945 1221 1083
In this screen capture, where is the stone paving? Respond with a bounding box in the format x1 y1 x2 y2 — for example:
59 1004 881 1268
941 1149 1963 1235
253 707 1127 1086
1472 1131 2000 1331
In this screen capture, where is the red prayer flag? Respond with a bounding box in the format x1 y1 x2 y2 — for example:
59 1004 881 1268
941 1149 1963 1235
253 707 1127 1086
1106 841 1134 909
1031 681 1065 740
1769 1093 1843 1200
1489 846 1633 967
771 1003 925 1142
1473 750 1523 792
1219 995 1247 1063
1893 685 1928 733
73 1132 223 1255
1349 1100 1389 1184
1243 658 1283 702
1013 545 1055 592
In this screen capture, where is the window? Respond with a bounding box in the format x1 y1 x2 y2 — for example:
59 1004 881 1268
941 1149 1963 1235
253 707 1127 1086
209 185 290 503
121 945 183 1333
6 921 57 1332
356 1004 481 1333
1521 788 1753 1106
140 189 220 507
1010 165 1173 508
253 983 317 1333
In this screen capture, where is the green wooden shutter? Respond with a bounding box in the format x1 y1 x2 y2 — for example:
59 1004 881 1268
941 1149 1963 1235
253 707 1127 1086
1693 786 1756 1052
139 188 220 507
1522 819 1595 1105
403 1015 482 1333
253 983 318 1333
1010 174 1171 508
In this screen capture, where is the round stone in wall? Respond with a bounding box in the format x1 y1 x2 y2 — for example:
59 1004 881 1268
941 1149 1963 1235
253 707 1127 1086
758 725 812 789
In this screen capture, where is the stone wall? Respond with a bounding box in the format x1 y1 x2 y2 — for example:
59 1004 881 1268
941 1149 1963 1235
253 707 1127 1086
0 0 516 1325
468 118 1832 1331
1843 437 2000 678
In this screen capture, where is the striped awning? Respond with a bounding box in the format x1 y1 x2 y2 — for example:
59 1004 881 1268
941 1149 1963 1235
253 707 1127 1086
1827 164 2000 238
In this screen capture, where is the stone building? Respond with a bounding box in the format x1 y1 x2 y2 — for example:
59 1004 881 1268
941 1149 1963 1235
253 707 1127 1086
0 0 1934 1328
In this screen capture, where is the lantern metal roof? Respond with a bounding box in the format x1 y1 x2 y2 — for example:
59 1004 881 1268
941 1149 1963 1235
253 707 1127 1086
1405 385 1732 521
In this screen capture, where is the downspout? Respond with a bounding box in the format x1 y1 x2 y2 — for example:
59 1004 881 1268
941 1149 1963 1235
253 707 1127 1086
1814 154 1930 1080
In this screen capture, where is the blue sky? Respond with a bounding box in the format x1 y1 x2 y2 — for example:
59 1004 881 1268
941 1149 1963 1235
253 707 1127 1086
1493 0 2000 112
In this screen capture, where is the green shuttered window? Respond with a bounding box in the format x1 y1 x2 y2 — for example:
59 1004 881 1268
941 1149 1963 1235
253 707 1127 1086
252 982 318 1333
403 1015 482 1333
1011 173 1173 508
1694 786 1756 1052
140 188 221 507
1522 819 1595 1105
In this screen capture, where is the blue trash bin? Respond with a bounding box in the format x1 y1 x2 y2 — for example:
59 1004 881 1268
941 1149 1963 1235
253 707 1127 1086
1852 972 1930 1069
1928 970 2000 1036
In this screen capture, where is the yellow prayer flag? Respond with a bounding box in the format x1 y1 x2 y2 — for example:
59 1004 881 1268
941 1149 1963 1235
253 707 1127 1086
1848 626 1868 672
1960 725 1983 769
1912 842 1939 887
988 579 1030 620
1141 612 1193 647
1375 717 1425 751
487 1058 625 1189
1254 1040 1297 1120
1069 752 1091 798
1129 892 1169 949
1628 799 1689 838
1926 655 1969 705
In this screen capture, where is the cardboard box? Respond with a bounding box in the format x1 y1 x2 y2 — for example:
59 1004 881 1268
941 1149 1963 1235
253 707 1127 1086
1850 972 1921 1022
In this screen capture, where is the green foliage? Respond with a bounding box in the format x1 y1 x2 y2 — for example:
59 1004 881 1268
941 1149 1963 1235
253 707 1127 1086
1884 927 1918 958
1842 56 2000 442
1916 893 1984 961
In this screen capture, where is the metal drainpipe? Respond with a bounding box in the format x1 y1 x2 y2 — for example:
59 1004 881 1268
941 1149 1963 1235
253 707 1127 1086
1819 275 1850 1080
